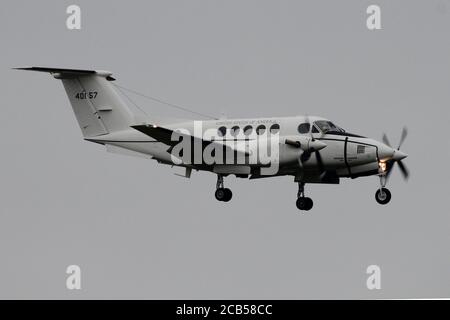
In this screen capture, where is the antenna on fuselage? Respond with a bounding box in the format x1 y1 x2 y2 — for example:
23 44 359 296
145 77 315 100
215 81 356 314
113 83 218 120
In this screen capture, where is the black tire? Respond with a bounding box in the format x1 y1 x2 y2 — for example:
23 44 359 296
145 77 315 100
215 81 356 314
296 197 307 210
304 197 313 211
215 188 226 201
223 188 232 202
375 188 391 205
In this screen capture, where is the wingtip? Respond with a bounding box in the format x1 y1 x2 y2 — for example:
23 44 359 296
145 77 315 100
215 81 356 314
12 66 33 70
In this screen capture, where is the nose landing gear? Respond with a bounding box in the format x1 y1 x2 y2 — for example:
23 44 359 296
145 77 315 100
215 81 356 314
296 182 313 211
214 174 232 202
375 174 391 205
375 187 391 204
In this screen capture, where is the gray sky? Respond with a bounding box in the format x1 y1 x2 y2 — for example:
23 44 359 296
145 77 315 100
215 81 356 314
0 0 449 299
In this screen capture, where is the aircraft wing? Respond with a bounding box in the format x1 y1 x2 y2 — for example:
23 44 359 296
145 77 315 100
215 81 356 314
131 124 190 147
131 124 250 157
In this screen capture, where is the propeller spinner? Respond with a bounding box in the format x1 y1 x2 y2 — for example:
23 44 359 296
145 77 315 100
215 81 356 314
382 127 409 180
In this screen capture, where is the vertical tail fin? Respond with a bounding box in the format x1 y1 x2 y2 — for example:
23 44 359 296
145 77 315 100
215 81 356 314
14 67 135 137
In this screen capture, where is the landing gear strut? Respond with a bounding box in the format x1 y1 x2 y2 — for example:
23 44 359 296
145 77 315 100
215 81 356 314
296 182 313 211
215 174 232 202
375 174 391 205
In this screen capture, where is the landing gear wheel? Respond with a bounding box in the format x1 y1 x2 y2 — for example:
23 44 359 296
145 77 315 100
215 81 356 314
223 188 232 202
296 197 313 211
296 197 306 210
375 187 391 205
215 188 232 202
305 197 313 210
215 188 226 201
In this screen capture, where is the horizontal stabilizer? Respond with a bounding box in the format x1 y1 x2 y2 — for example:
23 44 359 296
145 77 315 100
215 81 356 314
13 66 115 80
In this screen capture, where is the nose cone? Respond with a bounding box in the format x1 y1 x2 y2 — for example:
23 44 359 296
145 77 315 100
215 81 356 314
378 141 408 161
392 149 408 161
309 139 327 151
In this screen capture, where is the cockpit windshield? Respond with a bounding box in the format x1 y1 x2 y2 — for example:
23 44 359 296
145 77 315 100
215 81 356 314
313 120 345 134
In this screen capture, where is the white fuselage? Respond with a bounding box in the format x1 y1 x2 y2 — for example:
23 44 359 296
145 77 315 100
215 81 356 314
89 115 395 183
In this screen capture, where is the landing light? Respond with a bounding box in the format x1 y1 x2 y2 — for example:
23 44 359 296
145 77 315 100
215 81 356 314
378 161 387 172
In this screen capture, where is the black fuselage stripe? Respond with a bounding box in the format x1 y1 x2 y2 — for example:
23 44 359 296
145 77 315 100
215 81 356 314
344 137 352 176
85 139 159 143
317 137 379 154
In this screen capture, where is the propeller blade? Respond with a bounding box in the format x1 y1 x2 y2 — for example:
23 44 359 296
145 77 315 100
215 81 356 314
397 160 409 180
297 149 306 169
285 139 301 148
385 160 395 180
305 114 315 141
398 127 408 150
315 150 325 173
382 133 391 147
300 150 311 163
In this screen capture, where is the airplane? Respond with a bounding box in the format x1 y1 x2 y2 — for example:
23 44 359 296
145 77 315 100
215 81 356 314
15 67 409 211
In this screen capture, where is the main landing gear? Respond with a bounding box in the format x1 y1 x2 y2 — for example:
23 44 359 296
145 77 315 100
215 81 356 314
215 174 232 202
375 174 391 205
296 182 313 211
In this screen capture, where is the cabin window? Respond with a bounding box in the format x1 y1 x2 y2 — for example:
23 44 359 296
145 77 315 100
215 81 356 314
217 126 227 137
256 125 266 135
244 125 253 136
230 126 240 137
312 125 319 133
297 123 310 134
269 123 280 134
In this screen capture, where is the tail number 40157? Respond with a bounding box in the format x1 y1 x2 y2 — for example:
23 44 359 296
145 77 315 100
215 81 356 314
75 91 98 99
